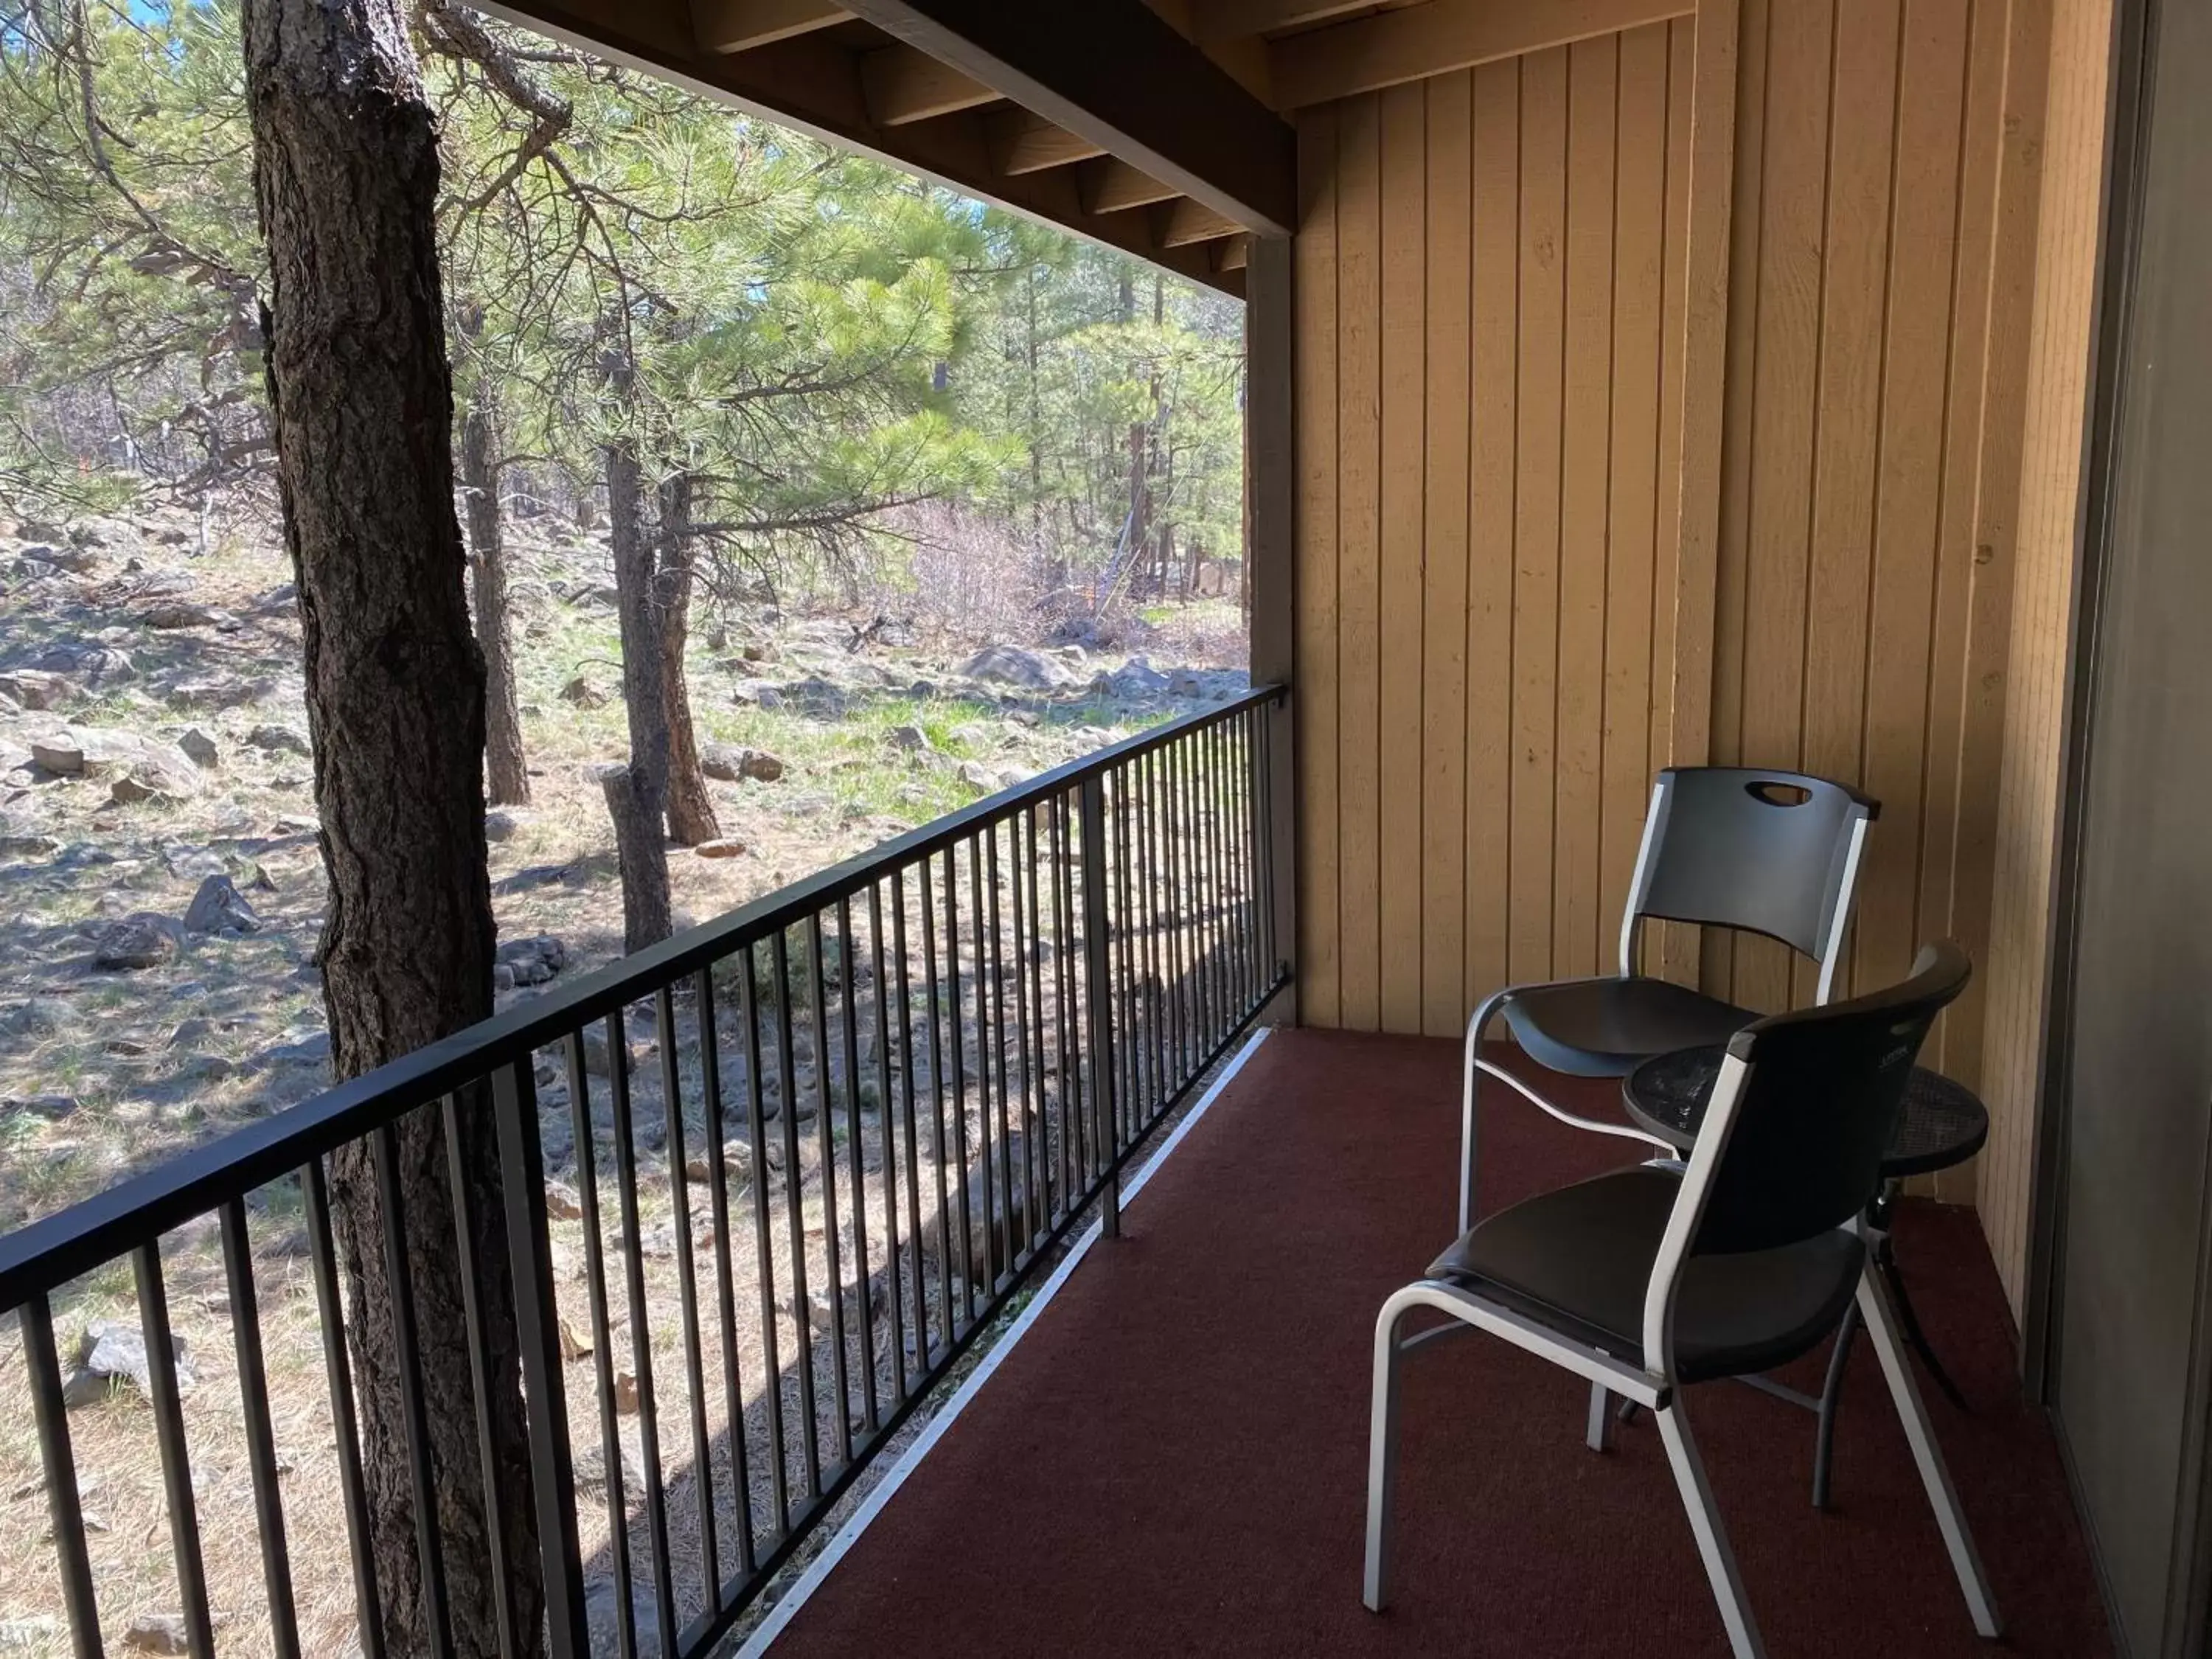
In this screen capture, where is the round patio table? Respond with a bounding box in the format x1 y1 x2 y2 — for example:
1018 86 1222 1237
1619 1045 1989 1508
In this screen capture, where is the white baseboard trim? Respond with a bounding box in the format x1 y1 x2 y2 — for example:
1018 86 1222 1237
736 1026 1273 1657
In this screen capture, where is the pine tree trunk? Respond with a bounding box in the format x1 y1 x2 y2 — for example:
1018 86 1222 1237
462 400 529 806
656 472 720 846
605 420 672 950
240 3 538 1655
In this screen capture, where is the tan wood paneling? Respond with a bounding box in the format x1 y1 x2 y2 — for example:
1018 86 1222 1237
1977 0 2111 1312
1288 1 2099 1314
1295 25 1694 1032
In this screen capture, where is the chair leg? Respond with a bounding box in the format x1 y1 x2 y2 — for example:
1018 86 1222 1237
1857 1270 2003 1638
1587 1380 1615 1452
1363 1303 1411 1612
1460 992 1509 1234
1812 1301 1859 1510
1656 1399 1767 1659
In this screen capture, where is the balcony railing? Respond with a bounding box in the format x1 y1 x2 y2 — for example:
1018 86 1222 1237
0 686 1290 1659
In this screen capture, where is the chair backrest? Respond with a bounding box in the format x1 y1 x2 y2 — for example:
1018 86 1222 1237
1639 942 1970 1373
1694 941 1969 1255
1621 768 1878 991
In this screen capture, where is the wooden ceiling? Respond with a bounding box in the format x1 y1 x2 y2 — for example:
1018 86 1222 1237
483 0 1686 295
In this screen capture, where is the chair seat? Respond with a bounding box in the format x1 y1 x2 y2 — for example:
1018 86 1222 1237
1502 976 1756 1078
1427 1168 1865 1383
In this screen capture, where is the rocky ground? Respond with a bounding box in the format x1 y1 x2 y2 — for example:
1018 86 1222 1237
0 496 1250 1657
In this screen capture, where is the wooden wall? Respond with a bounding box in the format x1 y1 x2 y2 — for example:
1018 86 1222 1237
1290 0 2083 1243
1293 21 1697 1035
1976 0 2112 1313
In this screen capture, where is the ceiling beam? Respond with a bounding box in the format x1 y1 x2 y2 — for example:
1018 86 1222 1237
1189 0 1386 42
693 0 849 54
860 42 998 124
1155 196 1240 248
1271 0 1691 107
985 108 1107 175
1079 157 1182 216
838 0 1296 234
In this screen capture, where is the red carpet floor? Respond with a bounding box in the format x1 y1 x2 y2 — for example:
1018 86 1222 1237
768 1029 2111 1658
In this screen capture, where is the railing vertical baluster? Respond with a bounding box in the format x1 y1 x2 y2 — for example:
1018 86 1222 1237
1209 717 1234 1029
563 1032 636 1657
605 1012 681 1657
1077 773 1121 1236
1237 709 1260 1003
490 1059 589 1659
1196 726 1223 1050
368 1123 454 1659
133 1242 215 1658
964 834 998 1291
805 911 854 1469
868 882 908 1407
981 827 1013 1279
657 984 720 1603
436 1093 515 1659
1260 698 1282 981
1161 740 1188 1086
692 966 757 1585
1012 807 1046 1254
220 1198 301 1659
305 1158 385 1659
769 931 823 1503
1050 789 1080 1204
1141 748 1167 1124
735 946 791 1537
21 1293 103 1659
942 847 975 1322
890 867 931 1377
1112 765 1141 1147
917 857 956 1354
836 896 880 1436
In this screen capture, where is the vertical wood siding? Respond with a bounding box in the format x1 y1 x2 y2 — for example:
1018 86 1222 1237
1976 0 2110 1312
1293 22 1696 1037
1289 0 2091 1296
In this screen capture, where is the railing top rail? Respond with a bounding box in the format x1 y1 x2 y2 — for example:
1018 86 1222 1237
0 684 1286 1312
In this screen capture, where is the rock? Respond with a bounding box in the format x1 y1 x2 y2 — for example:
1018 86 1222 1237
581 1026 614 1077
611 1368 640 1413
108 774 160 806
64 1320 193 1407
35 643 133 684
177 728 220 769
699 742 785 783
730 678 783 709
122 1613 191 1655
694 838 746 860
0 669 66 709
0 1618 62 1649
573 1444 643 1495
93 917 178 971
886 723 934 754
498 935 566 986
256 582 297 612
484 807 532 843
161 844 226 881
545 1180 584 1219
183 874 261 936
956 761 1001 794
1102 655 1172 698
0 998 73 1038
31 728 201 796
245 724 311 757
559 675 608 709
169 677 269 711
559 1318 594 1361
783 677 849 717
136 600 231 630
1167 668 1206 698
584 1579 656 1656
962 644 1079 691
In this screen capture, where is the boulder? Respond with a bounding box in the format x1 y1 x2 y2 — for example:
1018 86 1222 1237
245 724 311 757
63 1319 193 1407
497 934 566 986
962 644 1079 691
122 1614 189 1655
92 917 178 971
183 874 261 936
168 677 270 711
177 728 220 768
886 723 934 754
33 643 133 684
0 669 66 709
699 742 785 784
558 675 608 709
32 728 201 796
694 838 747 859
136 600 237 631
1102 655 1172 699
484 807 532 844
257 1029 331 1070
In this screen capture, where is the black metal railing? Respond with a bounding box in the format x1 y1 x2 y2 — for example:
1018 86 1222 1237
0 686 1289 1659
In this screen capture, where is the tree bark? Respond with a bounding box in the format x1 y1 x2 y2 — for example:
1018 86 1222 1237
462 398 529 806
605 416 673 950
655 471 720 846
239 3 537 1655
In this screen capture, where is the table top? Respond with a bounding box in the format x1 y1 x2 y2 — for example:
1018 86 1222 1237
1621 1046 1990 1178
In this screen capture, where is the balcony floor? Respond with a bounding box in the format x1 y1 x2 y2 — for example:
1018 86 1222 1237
762 1028 2110 1658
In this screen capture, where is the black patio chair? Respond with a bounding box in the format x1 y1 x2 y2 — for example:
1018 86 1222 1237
1370 942 2000 1659
1458 768 1880 1237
